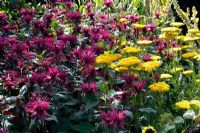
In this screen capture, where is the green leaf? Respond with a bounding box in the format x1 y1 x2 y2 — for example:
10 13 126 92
160 113 173 124
85 94 99 110
138 107 156 114
125 110 133 120
50 19 58 28
183 110 195 119
57 118 71 132
164 122 175 132
19 85 28 96
174 116 184 124
45 115 58 123
96 41 105 48
108 69 115 79
72 122 94 133
95 0 103 8
28 119 37 131
134 0 141 9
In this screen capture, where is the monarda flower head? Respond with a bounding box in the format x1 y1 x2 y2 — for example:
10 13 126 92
31 72 47 86
0 12 8 25
80 82 97 94
80 49 95 65
25 95 50 120
104 0 113 7
65 11 81 23
145 23 156 32
81 67 96 78
100 109 126 129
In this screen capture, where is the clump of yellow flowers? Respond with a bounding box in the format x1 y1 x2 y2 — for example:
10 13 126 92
138 61 161 72
96 53 122 65
181 51 198 59
160 74 173 79
176 99 200 109
117 56 141 67
137 40 153 46
161 27 180 39
175 100 190 109
122 47 141 54
148 82 170 92
170 22 184 27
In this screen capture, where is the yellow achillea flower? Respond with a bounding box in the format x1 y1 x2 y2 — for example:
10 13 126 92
170 22 184 27
161 27 180 32
159 34 167 40
188 29 200 34
96 53 122 65
171 47 182 52
117 56 141 67
109 64 117 69
184 36 199 42
151 55 161 61
175 100 190 109
118 18 128 23
142 126 157 133
131 23 145 29
123 47 141 53
161 27 180 39
196 79 200 83
190 100 200 108
138 61 161 72
195 114 200 122
181 45 193 50
0 10 5 13
181 51 198 59
137 40 153 46
194 54 200 61
171 67 183 72
183 70 193 75
115 67 128 72
148 82 170 92
175 35 186 41
160 74 173 79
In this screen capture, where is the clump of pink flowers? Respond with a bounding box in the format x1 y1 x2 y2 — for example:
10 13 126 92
100 109 126 129
25 93 50 120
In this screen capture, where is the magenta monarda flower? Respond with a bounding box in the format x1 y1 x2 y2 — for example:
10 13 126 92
31 72 47 86
80 82 97 94
58 34 77 44
64 1 74 7
81 67 96 78
145 23 156 32
0 127 8 133
123 75 136 87
65 11 81 23
25 96 50 120
100 109 126 129
142 54 152 62
155 11 161 19
104 0 113 7
0 12 8 25
80 49 95 65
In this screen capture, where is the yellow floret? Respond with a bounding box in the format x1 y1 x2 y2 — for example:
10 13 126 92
138 61 161 72
117 56 141 67
175 100 190 109
148 82 170 92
